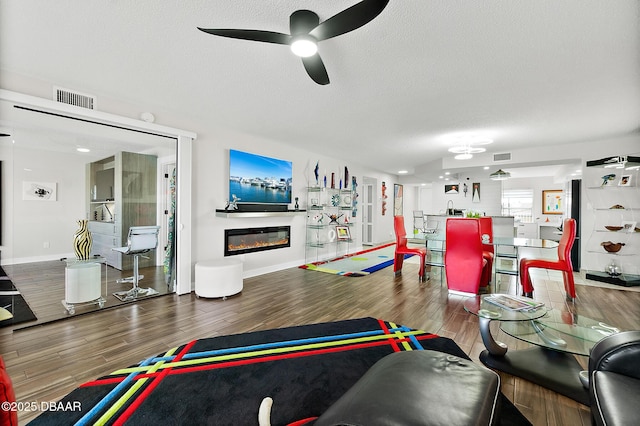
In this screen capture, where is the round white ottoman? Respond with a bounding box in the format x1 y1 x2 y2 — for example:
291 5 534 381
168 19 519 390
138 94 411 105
195 258 243 299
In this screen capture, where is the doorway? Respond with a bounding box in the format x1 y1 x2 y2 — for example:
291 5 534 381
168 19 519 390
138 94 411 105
361 177 376 246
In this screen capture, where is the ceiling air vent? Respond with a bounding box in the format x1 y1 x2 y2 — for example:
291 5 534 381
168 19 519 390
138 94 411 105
53 86 97 110
493 152 511 162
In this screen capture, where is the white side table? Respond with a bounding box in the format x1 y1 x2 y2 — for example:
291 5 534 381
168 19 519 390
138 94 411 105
62 257 107 314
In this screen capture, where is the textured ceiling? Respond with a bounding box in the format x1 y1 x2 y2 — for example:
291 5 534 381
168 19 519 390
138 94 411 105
1 1 638 182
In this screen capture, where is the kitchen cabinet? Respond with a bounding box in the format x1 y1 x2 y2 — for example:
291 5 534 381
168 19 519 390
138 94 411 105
87 151 157 270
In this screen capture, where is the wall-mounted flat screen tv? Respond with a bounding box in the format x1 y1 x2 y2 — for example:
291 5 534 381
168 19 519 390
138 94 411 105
229 149 292 205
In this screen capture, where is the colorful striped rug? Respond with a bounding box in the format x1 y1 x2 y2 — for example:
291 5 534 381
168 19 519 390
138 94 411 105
299 243 408 276
29 317 530 425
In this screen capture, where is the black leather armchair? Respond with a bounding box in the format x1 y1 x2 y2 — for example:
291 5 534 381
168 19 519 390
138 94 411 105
589 330 640 426
313 350 501 426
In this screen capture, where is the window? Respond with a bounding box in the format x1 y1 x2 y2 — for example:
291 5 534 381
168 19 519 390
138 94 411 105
501 189 534 222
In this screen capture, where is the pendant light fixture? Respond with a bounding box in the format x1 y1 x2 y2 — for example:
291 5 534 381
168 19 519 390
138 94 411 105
489 169 511 180
447 138 493 160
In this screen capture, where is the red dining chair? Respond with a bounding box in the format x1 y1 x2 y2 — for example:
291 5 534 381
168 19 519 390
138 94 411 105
478 217 494 287
444 218 490 294
519 218 577 300
393 216 427 281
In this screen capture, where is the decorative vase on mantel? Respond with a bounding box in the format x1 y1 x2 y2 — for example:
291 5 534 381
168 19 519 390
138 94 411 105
73 219 93 260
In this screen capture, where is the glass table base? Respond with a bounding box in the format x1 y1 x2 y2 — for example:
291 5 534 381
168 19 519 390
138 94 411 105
479 347 589 406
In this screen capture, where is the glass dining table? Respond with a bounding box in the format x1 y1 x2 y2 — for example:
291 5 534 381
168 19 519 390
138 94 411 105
408 231 559 282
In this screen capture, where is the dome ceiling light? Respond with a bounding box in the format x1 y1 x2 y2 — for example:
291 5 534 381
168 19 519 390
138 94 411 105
489 169 511 180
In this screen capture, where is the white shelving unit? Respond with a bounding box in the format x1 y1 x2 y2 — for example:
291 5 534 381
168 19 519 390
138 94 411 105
305 187 356 263
584 155 640 287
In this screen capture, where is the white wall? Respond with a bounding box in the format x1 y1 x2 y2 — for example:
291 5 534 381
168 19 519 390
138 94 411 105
503 176 564 223
411 175 563 223
430 176 503 217
0 142 87 263
3 75 639 278
192 130 399 277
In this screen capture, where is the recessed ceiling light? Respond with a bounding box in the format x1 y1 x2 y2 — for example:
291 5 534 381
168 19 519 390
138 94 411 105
483 166 490 170
445 172 450 175
398 170 408 174
438 176 444 179
77 147 90 153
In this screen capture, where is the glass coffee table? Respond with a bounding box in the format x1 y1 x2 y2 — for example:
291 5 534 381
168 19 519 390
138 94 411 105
464 295 621 406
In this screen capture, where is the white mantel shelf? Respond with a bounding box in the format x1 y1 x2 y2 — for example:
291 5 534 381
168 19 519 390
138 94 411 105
215 209 306 218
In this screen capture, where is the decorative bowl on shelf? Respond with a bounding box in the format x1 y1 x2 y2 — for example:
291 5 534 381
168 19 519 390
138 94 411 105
609 204 625 209
636 227 640 233
604 226 623 231
601 241 625 253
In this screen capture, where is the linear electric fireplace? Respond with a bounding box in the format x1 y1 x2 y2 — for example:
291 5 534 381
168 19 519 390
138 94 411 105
224 226 291 256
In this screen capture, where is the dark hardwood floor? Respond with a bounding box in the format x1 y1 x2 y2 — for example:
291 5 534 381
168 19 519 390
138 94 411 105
3 260 171 327
2 259 640 425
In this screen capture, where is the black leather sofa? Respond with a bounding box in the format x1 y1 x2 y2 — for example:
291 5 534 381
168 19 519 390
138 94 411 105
589 330 640 426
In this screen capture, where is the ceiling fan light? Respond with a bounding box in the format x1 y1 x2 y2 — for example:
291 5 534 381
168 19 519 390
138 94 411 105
290 36 317 57
490 169 511 180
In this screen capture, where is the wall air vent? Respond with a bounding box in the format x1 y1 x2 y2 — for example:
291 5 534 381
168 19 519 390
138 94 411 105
493 152 511 162
53 86 97 110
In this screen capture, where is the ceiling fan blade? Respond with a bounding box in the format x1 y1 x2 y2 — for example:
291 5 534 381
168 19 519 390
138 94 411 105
197 28 291 45
309 0 389 41
301 54 330 85
289 10 320 36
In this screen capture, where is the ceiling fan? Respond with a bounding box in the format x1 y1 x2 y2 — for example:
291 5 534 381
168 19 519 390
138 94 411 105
197 0 389 85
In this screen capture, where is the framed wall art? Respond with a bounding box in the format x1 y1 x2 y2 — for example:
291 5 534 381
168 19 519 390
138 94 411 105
542 189 563 214
445 184 459 194
23 181 57 201
394 184 403 216
336 225 351 241
472 182 481 203
618 174 632 187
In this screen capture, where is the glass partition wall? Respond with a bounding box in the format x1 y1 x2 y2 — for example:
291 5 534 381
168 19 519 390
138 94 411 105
0 94 189 326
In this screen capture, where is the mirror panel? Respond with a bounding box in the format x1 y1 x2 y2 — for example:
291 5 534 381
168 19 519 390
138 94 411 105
0 98 178 324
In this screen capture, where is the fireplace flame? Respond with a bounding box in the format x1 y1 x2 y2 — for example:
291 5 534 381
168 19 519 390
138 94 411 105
228 237 290 252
